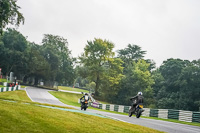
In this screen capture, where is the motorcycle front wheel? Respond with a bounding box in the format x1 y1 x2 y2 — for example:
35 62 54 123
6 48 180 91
128 108 134 117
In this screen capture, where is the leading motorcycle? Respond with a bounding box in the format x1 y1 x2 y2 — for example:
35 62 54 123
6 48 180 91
80 99 88 111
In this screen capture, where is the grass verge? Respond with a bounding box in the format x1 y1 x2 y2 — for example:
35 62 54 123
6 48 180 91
0 78 8 82
142 116 200 127
0 90 32 102
0 100 162 133
49 91 83 107
58 86 89 93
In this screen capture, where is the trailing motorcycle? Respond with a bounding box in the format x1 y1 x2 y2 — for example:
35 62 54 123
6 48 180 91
129 103 144 118
135 103 144 118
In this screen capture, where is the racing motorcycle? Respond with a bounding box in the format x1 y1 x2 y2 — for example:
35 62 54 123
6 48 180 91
135 103 144 118
129 103 144 118
80 99 88 111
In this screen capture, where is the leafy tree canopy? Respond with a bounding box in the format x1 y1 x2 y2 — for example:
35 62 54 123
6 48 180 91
0 0 24 34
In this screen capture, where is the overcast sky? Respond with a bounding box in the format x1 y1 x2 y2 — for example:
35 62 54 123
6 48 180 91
16 0 200 67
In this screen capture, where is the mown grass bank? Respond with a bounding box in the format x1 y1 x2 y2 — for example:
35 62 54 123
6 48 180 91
49 91 82 107
0 78 8 82
0 90 31 102
58 86 89 93
0 100 162 133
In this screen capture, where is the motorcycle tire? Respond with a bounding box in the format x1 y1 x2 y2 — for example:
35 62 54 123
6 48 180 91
129 109 133 117
136 109 142 118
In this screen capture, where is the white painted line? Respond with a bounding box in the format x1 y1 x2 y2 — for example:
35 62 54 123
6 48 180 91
25 87 35 102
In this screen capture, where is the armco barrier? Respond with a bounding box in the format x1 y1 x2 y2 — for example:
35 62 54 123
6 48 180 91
114 105 119 112
192 112 200 123
142 108 150 117
150 109 158 117
110 104 114 111
123 106 131 113
179 110 193 122
158 109 168 119
106 104 110 110
168 109 179 120
118 105 124 113
97 103 200 123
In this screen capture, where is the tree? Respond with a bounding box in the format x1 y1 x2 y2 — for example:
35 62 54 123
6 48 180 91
42 34 75 86
117 44 156 73
153 58 200 110
79 38 123 96
0 0 24 34
117 44 146 66
23 42 50 85
0 28 27 77
177 60 200 111
117 59 154 106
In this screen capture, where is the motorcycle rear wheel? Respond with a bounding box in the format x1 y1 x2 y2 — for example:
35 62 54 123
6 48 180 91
136 109 142 118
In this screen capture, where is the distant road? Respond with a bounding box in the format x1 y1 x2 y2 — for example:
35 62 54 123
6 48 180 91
26 87 200 133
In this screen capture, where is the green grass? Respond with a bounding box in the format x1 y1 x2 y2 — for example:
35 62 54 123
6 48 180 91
142 116 200 127
97 100 110 104
0 100 162 133
58 86 89 93
0 85 4 87
0 90 32 102
49 91 83 107
20 85 27 88
57 86 108 104
0 78 8 82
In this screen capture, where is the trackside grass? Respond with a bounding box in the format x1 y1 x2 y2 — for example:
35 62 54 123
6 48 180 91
0 78 8 82
0 90 32 102
0 100 163 133
142 116 200 127
49 91 83 107
58 86 89 93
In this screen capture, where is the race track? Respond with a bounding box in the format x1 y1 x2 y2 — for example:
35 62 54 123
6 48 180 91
26 87 200 133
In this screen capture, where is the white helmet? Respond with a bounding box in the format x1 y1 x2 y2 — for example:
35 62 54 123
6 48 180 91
138 92 143 95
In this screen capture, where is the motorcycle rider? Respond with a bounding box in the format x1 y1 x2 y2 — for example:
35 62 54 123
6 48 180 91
129 92 144 117
80 93 90 110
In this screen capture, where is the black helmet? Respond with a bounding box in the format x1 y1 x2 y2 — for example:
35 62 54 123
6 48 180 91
85 93 88 95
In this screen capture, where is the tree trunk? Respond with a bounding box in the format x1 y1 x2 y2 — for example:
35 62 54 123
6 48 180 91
34 77 38 86
23 75 28 84
95 75 100 96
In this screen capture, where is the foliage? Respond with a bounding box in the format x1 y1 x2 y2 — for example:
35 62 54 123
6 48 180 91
117 44 146 64
0 28 27 76
152 58 200 111
42 34 75 85
0 0 24 34
0 29 75 87
79 38 123 97
0 28 200 111
116 60 155 106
